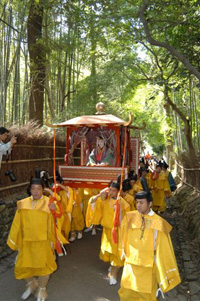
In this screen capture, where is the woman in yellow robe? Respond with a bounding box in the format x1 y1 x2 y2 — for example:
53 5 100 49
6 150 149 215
118 191 181 300
86 182 130 285
7 178 57 301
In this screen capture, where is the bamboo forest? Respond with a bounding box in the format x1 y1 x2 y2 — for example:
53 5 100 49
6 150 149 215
1 0 200 157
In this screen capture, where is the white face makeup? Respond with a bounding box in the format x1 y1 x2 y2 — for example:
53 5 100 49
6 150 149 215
97 137 105 149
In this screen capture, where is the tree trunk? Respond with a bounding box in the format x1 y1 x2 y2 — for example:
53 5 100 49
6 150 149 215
163 101 174 169
27 0 45 126
164 86 196 160
44 11 55 119
89 9 98 104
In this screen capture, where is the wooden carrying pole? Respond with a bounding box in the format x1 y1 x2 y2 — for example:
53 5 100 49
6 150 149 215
112 127 127 244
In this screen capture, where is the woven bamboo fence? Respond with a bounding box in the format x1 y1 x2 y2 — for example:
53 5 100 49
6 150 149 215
0 122 66 197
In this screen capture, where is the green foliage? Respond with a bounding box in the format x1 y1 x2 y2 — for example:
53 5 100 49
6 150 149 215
1 0 200 158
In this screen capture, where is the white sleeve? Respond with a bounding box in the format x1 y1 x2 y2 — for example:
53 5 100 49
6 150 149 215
0 142 11 155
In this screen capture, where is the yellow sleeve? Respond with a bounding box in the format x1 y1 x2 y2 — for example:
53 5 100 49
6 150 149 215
120 196 131 215
133 181 142 194
66 187 74 213
118 215 128 259
56 225 68 244
74 188 84 205
164 177 170 192
148 175 154 190
47 213 56 250
124 193 133 206
156 231 181 293
7 210 22 251
52 194 68 244
85 196 103 227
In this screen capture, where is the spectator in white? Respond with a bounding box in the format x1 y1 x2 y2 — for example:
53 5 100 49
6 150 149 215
0 127 17 169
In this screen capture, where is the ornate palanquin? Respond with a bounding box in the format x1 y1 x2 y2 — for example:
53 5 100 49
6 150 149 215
46 103 145 189
59 166 129 189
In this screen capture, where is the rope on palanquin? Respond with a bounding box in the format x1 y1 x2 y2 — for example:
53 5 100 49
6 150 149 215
49 129 63 255
112 127 127 244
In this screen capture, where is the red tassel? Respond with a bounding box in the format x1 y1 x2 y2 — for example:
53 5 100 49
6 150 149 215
114 200 120 227
49 196 63 218
112 227 118 244
49 196 63 255
51 186 61 193
112 200 120 244
55 239 63 255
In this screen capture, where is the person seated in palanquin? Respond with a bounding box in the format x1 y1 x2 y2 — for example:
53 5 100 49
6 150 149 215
87 135 114 167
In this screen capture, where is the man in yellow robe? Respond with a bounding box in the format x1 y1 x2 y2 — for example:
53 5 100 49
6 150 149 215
69 188 85 242
83 188 100 235
118 191 181 300
50 183 74 242
7 178 57 301
150 163 170 212
162 161 176 193
87 182 130 285
120 180 135 211
127 175 143 210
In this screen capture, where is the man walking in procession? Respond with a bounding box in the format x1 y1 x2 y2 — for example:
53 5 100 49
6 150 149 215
7 178 57 301
118 191 181 300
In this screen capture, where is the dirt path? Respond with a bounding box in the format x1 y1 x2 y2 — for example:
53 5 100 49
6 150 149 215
0 195 200 301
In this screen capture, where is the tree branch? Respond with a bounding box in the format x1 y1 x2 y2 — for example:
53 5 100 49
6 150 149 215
139 0 200 81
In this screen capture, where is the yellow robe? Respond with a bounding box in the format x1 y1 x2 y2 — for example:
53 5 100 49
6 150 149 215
71 188 85 232
83 188 100 220
46 192 68 245
7 196 57 279
150 171 170 212
123 193 136 211
118 210 181 300
163 170 172 197
128 180 143 210
145 172 151 188
57 189 74 240
86 196 103 227
128 180 143 197
87 195 130 266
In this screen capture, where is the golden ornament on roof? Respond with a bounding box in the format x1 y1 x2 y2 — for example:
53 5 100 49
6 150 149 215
96 102 106 115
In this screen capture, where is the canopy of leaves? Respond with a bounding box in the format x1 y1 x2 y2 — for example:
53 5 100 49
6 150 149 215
0 0 200 159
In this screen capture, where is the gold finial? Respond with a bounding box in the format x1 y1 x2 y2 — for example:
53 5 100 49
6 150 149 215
45 118 59 128
124 113 133 126
95 102 106 115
